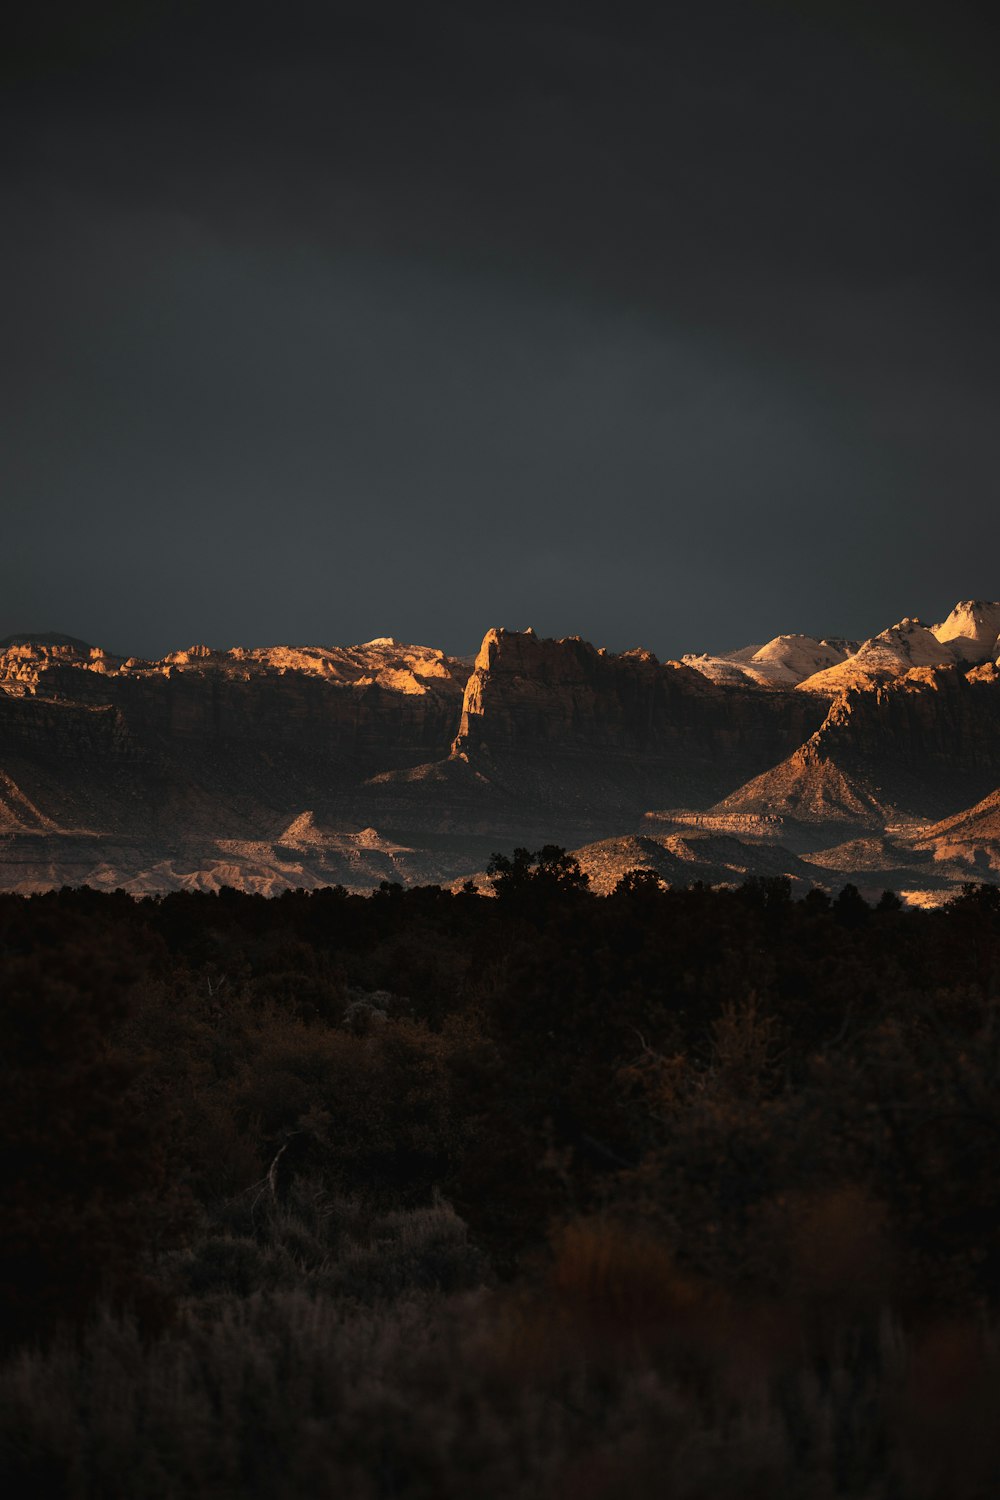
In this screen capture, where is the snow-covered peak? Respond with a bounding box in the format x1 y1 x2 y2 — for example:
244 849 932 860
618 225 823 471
798 617 955 692
683 633 851 690
930 600 1000 662
685 601 1000 696
747 634 851 682
868 617 956 667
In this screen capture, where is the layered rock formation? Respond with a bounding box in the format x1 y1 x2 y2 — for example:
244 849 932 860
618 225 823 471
910 788 1000 876
0 636 472 890
2 598 1000 900
448 626 825 812
1 636 467 759
705 663 1000 851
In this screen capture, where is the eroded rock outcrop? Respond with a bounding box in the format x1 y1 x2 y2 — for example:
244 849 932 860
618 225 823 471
910 786 1000 875
797 618 957 693
710 664 1000 844
1 637 468 762
0 637 472 851
3 603 1000 897
449 626 827 813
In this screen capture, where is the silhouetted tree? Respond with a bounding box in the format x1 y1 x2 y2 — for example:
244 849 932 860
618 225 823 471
487 845 589 899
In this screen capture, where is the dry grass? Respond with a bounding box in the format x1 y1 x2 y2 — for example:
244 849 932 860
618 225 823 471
5 1210 995 1499
5 1284 1000 1499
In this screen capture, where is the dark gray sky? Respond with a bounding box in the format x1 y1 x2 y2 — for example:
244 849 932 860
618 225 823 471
3 0 998 660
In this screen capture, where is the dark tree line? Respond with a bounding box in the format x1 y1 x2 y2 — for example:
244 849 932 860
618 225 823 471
4 858 1000 1349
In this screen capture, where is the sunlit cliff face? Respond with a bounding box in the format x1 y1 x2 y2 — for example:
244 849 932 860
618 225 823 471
0 598 999 901
0 638 468 698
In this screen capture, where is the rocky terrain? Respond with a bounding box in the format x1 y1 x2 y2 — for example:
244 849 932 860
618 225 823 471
2 599 1000 901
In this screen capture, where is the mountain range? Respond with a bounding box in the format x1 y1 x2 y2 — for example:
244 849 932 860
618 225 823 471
3 598 1000 902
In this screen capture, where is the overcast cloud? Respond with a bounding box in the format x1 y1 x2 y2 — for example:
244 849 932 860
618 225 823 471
3 0 997 658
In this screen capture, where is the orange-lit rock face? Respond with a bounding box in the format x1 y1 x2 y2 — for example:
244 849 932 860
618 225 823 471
225 642 461 692
0 637 470 753
713 664 1000 835
454 625 822 764
0 636 474 873
0 635 466 697
0 638 116 694
2 599 1000 897
797 619 957 693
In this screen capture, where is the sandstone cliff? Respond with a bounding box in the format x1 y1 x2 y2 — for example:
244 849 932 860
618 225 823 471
710 664 1000 845
0 637 471 853
909 786 1000 876
7 638 468 759
3 604 1000 898
447 627 826 814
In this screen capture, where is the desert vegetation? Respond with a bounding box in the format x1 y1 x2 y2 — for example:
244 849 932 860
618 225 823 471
3 856 1000 1495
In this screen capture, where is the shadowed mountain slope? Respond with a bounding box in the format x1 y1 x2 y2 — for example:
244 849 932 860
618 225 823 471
447 627 824 810
707 665 1000 849
2 601 1000 897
